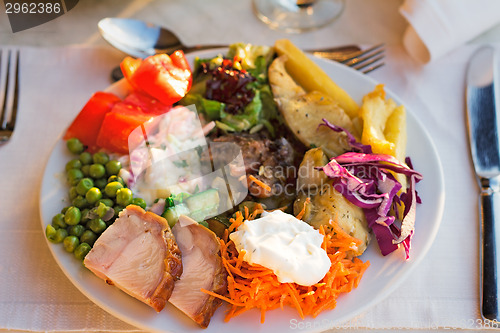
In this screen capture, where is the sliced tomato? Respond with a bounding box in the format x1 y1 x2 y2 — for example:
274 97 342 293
95 92 169 155
96 104 151 155
128 52 192 105
123 91 172 115
64 92 121 151
170 50 191 71
120 56 142 84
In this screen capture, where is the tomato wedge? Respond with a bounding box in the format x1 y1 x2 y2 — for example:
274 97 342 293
123 91 172 115
123 51 192 105
64 92 121 152
96 92 170 154
120 56 142 85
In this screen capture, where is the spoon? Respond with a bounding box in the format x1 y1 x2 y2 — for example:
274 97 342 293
98 17 360 81
98 17 230 59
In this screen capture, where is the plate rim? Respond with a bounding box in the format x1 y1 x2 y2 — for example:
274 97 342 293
38 48 445 333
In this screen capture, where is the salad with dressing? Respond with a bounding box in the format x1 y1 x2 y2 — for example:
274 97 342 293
44 39 422 328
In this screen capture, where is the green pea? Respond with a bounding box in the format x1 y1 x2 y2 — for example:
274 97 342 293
93 152 109 165
105 160 122 176
131 197 147 210
64 206 81 226
88 218 107 233
63 235 80 253
104 181 123 198
97 198 114 207
79 151 93 165
68 224 85 237
52 228 68 243
85 187 102 205
96 202 113 218
81 165 90 177
80 230 97 246
89 164 106 179
74 243 91 260
67 168 84 186
71 196 89 209
51 213 67 229
66 138 84 155
113 205 124 218
80 208 90 222
107 175 125 186
68 186 78 200
94 178 107 190
45 225 58 242
61 206 69 214
116 188 133 206
76 178 94 196
65 159 82 171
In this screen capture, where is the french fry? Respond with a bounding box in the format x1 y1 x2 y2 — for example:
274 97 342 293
360 84 407 161
360 84 408 191
384 104 407 163
273 39 360 119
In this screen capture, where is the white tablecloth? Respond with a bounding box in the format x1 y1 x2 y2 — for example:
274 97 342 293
0 0 499 332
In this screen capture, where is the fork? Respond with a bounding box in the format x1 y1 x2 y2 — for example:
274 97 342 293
313 44 385 74
0 48 19 145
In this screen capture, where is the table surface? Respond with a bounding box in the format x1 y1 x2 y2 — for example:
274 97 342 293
2 0 500 332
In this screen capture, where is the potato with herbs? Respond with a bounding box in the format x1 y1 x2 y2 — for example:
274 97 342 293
269 55 359 157
293 148 371 256
273 39 360 118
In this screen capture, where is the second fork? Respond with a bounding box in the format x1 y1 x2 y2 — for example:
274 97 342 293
0 48 20 144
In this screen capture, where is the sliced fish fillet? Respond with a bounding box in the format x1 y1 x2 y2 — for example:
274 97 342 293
169 215 227 328
84 205 182 312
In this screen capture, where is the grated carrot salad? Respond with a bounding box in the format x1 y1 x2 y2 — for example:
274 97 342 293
202 205 370 323
248 175 272 193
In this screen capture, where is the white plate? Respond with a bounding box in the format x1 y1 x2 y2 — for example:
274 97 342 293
39 49 445 333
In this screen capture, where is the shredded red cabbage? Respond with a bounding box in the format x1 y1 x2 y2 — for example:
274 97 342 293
321 151 423 259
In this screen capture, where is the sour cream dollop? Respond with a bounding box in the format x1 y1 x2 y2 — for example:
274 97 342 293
229 210 331 286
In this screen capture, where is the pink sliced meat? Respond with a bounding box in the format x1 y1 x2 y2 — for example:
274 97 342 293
84 205 182 312
168 215 227 328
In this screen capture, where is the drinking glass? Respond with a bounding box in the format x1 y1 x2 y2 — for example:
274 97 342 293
252 0 345 33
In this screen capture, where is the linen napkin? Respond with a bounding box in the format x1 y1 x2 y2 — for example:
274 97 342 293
399 0 500 63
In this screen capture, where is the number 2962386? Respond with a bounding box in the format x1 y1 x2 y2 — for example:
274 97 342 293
5 1 62 14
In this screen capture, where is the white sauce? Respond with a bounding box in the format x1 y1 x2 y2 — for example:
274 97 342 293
229 210 331 286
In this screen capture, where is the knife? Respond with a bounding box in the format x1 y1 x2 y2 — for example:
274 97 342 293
466 45 500 322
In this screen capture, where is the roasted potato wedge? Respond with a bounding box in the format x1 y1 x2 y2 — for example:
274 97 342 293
294 148 371 256
273 39 360 119
269 55 359 157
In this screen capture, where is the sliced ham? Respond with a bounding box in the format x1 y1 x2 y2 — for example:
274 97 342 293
169 215 227 328
84 205 182 312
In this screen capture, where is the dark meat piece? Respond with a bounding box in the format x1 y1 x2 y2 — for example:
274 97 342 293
204 132 297 201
